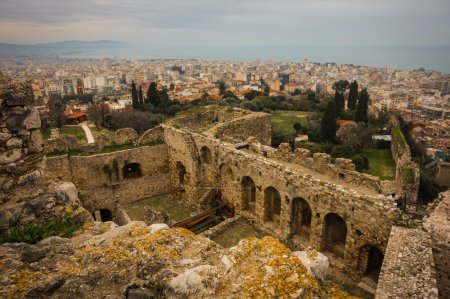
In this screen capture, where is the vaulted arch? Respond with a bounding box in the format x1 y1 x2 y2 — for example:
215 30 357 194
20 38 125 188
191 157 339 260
264 186 281 224
241 176 256 213
322 213 347 258
358 245 384 284
291 197 312 244
200 146 212 164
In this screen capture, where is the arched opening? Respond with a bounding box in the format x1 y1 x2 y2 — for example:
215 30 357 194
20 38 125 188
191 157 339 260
200 146 212 164
322 213 347 258
176 161 187 184
93 209 113 222
241 176 256 213
219 163 235 216
358 245 384 285
122 163 142 179
264 187 281 224
291 198 312 244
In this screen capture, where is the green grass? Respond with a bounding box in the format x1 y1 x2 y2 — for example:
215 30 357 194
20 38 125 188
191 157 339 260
58 125 87 142
271 110 311 134
41 128 51 140
362 149 396 180
391 125 407 149
89 125 116 141
68 143 144 156
0 219 79 244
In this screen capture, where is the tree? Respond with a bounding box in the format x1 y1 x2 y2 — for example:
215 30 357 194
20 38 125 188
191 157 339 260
170 83 175 91
336 122 366 149
355 88 369 123
321 101 337 142
110 110 163 134
87 103 110 130
263 84 270 96
48 95 66 128
131 81 139 110
146 82 158 105
138 85 144 106
218 81 226 95
244 90 262 101
333 91 345 117
293 122 302 135
347 80 358 110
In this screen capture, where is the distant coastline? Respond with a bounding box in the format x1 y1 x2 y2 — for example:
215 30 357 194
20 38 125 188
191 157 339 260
0 41 449 73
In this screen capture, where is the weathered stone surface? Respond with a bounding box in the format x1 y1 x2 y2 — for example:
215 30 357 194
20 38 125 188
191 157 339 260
23 107 41 130
28 129 44 153
0 148 21 164
6 137 22 148
115 127 139 145
0 224 340 298
293 249 329 280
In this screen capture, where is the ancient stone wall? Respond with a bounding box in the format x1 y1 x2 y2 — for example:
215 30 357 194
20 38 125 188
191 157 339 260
160 122 397 281
375 226 438 299
0 82 45 203
423 191 450 299
209 112 272 145
390 116 420 205
45 145 171 213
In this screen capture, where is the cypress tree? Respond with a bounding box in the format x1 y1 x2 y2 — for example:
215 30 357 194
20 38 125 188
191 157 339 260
146 82 158 105
321 100 337 142
138 85 144 106
348 80 358 110
131 81 139 110
355 88 369 123
333 91 345 117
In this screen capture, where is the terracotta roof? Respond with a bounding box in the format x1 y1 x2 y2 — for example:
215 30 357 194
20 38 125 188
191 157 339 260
66 112 87 119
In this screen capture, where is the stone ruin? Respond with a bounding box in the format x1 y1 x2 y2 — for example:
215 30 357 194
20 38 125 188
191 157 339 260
0 81 448 298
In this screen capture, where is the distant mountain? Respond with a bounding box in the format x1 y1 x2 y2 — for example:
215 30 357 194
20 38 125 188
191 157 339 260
0 40 127 57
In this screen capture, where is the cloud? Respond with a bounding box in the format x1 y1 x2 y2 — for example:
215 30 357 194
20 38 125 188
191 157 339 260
0 0 449 46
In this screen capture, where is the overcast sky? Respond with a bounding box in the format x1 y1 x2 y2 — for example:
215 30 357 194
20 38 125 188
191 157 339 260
0 0 449 46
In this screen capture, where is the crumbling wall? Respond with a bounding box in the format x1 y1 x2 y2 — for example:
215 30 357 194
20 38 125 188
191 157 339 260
0 82 45 203
45 145 171 212
423 191 450 299
375 226 438 299
390 116 420 205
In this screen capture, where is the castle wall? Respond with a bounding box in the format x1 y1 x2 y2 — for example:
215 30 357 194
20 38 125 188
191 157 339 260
375 226 438 299
164 125 397 281
45 145 171 212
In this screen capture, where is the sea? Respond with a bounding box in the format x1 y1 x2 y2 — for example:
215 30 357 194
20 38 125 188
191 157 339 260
65 45 450 74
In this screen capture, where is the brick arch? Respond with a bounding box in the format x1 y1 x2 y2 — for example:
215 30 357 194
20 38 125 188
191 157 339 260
322 213 347 258
241 176 256 214
175 161 187 184
291 197 312 245
264 186 281 224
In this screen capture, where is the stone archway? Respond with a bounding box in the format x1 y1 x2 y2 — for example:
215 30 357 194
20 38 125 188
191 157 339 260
264 186 281 224
358 245 384 283
175 161 187 184
219 163 235 215
291 197 312 245
322 213 347 258
122 163 142 179
200 146 212 164
241 176 256 214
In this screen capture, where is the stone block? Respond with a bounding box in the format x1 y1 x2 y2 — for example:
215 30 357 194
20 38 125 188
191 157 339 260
115 127 139 145
0 148 21 164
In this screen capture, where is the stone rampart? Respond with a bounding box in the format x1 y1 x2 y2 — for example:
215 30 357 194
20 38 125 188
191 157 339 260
423 191 450 299
375 226 438 299
45 145 171 213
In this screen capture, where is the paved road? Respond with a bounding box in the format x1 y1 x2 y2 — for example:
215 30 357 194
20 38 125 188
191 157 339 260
80 122 95 144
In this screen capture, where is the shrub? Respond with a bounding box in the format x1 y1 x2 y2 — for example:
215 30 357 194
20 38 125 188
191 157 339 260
0 219 79 244
331 144 355 159
352 154 369 172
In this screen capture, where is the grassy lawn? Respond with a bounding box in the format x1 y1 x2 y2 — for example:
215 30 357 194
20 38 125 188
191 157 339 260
88 124 116 141
41 128 51 140
271 110 311 134
58 125 87 142
362 149 396 180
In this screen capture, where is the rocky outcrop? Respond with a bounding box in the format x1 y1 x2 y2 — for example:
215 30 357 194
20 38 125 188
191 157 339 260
115 127 139 145
0 221 354 298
